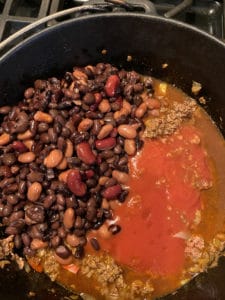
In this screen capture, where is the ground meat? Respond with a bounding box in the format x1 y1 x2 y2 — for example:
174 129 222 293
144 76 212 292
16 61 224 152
185 235 205 261
37 249 60 281
144 99 197 138
0 235 14 259
81 254 154 299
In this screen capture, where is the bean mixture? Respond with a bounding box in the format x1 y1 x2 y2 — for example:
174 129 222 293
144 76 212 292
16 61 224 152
0 63 160 261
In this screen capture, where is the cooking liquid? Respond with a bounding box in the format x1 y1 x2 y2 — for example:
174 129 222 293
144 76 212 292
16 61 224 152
57 80 225 299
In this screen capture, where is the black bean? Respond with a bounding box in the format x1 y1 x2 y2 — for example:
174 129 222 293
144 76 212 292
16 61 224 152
2 153 16 166
3 204 13 217
18 181 27 194
74 245 84 259
90 238 100 251
108 224 121 235
4 183 18 194
5 226 19 235
55 245 71 259
14 235 22 249
25 205 45 224
43 194 56 209
6 194 19 205
9 211 24 223
21 233 31 247
58 227 66 239
27 171 44 183
51 236 61 248
83 93 95 105
0 165 12 177
119 190 129 203
61 127 71 138
23 247 36 257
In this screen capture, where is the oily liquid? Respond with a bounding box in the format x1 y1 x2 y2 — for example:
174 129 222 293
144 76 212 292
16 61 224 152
57 80 225 300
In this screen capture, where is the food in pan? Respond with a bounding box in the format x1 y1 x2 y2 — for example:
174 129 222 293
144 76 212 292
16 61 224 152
1 63 225 299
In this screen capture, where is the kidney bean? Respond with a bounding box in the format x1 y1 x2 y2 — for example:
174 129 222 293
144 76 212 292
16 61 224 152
63 207 75 229
27 182 42 202
76 142 96 165
44 149 63 168
12 141 28 153
124 138 136 155
105 75 120 97
67 169 87 197
95 137 116 150
18 151 36 163
102 184 122 200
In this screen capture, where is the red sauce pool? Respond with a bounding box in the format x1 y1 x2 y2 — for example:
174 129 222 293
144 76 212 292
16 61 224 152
93 125 212 277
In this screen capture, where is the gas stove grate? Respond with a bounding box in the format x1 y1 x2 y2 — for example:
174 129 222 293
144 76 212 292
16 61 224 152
0 0 224 43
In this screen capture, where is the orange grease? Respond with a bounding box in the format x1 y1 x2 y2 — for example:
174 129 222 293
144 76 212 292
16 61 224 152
92 125 212 277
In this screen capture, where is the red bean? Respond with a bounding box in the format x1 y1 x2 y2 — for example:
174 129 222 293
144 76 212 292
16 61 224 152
101 184 122 200
95 137 116 150
76 142 96 165
12 141 28 153
105 75 120 97
67 169 87 197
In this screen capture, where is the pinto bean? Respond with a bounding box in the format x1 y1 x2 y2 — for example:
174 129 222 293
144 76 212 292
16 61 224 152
97 124 113 140
78 118 93 132
66 233 81 247
44 149 63 168
23 139 34 151
18 152 36 163
135 102 147 118
124 139 136 155
76 142 96 165
17 129 33 140
118 124 137 139
0 133 10 146
56 157 67 170
145 98 161 109
58 170 71 183
34 111 53 123
63 208 75 229
27 182 42 202
112 170 129 184
30 238 48 250
64 139 73 157
98 99 111 113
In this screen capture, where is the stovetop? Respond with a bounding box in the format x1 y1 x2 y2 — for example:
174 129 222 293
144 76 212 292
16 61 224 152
0 0 224 43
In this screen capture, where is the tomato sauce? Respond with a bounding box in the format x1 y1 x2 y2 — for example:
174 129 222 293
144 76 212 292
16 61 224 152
95 125 212 277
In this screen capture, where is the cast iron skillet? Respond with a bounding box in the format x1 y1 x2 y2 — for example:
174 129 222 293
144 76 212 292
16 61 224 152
0 1 225 299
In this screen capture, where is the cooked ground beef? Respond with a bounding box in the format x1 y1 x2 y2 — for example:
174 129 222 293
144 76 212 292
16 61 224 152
144 99 197 138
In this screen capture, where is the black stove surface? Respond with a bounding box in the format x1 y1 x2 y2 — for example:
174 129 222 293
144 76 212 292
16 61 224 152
0 0 224 43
